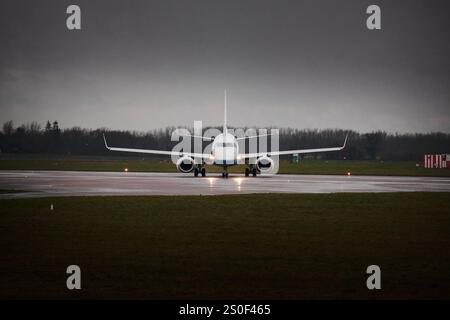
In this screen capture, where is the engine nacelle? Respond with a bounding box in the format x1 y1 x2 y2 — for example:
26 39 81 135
256 156 275 174
176 156 195 173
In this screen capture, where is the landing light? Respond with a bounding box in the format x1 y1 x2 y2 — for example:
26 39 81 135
347 172 351 176
124 168 129 172
209 154 215 160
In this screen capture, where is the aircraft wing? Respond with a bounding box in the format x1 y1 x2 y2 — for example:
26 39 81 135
239 134 348 158
103 134 210 159
177 133 215 141
235 132 277 141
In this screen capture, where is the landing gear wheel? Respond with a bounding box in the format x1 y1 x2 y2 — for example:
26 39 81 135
245 168 250 177
222 172 229 178
194 168 199 177
252 168 257 177
201 168 206 177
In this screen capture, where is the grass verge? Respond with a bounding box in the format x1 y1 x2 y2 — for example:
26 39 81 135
1 193 449 299
0 157 449 177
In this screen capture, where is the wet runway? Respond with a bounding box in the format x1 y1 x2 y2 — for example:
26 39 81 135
0 170 449 198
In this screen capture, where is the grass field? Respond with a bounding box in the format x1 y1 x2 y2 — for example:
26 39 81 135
0 156 449 177
1 193 450 299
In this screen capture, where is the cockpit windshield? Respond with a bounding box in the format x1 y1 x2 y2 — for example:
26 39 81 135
221 143 235 148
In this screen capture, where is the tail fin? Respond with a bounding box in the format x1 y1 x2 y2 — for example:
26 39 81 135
223 89 227 135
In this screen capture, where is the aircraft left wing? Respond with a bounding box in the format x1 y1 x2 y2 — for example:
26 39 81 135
235 132 277 141
239 134 348 158
103 134 210 159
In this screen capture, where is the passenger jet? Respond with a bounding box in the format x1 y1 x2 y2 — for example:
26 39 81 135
103 92 347 177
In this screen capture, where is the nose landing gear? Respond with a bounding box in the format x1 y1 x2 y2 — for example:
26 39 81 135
222 166 229 178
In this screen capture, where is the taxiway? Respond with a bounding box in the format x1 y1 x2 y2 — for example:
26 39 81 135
0 170 449 198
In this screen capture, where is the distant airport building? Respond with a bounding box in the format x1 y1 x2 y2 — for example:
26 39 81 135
424 154 449 168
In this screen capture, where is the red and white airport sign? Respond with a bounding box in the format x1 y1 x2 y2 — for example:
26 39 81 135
424 154 449 168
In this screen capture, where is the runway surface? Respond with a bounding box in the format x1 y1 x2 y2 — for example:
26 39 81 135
1 170 449 198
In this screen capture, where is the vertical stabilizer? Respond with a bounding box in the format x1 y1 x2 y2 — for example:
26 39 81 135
223 89 228 135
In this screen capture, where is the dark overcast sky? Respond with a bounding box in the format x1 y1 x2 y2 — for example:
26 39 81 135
1 0 449 133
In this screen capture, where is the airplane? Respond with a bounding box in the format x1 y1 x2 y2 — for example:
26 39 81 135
103 91 348 178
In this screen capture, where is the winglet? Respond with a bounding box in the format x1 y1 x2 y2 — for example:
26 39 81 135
102 133 110 149
341 133 349 149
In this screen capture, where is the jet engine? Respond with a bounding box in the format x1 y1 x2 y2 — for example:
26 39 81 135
256 156 275 174
176 156 195 173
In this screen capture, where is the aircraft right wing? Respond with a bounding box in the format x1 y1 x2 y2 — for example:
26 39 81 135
103 134 211 159
176 133 215 141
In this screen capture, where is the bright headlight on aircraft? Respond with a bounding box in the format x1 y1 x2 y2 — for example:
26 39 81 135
237 154 242 160
209 154 215 160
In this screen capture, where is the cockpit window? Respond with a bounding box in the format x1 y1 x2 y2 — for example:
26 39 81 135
221 143 235 148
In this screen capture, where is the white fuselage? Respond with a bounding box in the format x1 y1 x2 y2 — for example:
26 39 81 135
211 133 239 166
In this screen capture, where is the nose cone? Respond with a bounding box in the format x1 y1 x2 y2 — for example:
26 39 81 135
214 147 236 165
215 147 235 160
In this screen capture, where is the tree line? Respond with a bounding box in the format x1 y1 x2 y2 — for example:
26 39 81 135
0 120 449 161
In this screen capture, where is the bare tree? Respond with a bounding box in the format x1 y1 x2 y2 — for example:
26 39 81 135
2 120 14 135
